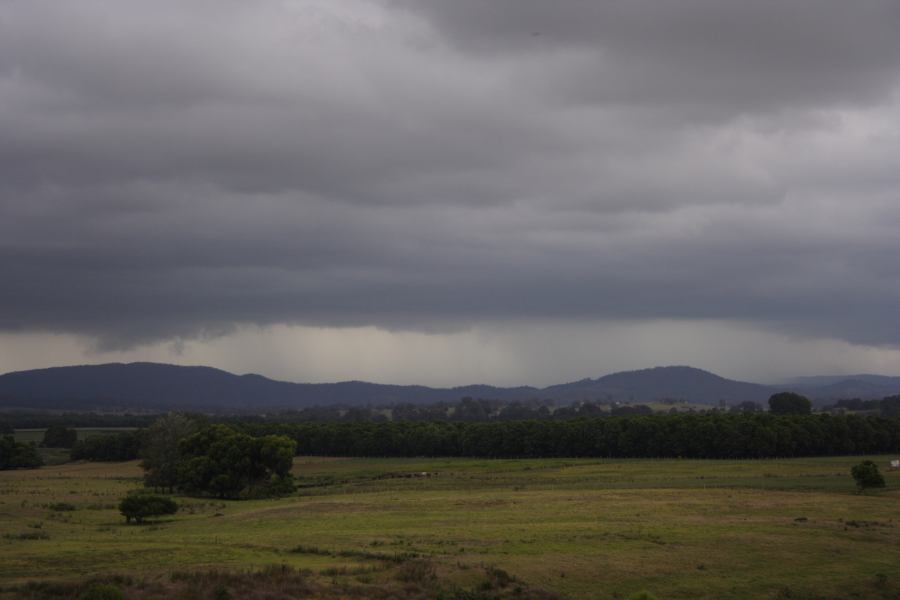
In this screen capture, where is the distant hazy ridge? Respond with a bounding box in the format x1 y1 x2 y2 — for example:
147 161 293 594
1 363 899 411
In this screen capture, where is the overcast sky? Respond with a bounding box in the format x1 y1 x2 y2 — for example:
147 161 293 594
2 0 899 386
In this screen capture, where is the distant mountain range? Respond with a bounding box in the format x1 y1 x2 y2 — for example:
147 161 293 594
0 363 898 412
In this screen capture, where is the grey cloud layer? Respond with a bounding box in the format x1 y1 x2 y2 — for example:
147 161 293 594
1 0 899 349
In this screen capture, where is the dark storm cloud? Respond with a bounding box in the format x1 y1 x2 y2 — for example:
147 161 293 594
1 0 899 350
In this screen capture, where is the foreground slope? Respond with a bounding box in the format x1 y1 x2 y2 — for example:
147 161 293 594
1 456 898 599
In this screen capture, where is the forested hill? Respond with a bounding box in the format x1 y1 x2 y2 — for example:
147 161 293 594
542 366 770 404
1 362 899 412
0 363 538 411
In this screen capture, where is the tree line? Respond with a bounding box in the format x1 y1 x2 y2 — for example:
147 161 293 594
237 413 900 459
70 431 142 462
3 394 898 434
8 392 900 470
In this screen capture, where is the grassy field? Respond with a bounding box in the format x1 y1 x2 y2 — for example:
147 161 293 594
1 456 899 598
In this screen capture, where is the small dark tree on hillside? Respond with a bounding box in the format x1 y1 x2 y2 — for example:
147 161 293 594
851 460 886 491
119 491 178 524
768 392 812 415
42 426 78 448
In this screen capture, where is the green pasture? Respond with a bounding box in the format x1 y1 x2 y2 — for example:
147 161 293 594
1 456 899 599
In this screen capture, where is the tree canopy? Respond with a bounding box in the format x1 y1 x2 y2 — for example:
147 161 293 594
141 413 201 491
768 392 812 415
119 491 178 524
0 435 43 470
850 460 886 491
167 424 296 499
239 412 900 460
42 425 78 448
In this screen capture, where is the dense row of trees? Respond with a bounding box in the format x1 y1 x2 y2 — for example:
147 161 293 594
2 393 898 435
0 412 158 432
5 392 900 473
826 396 900 417
0 436 43 469
239 413 900 459
70 431 142 461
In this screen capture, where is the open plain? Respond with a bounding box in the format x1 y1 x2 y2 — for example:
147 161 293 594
1 455 898 599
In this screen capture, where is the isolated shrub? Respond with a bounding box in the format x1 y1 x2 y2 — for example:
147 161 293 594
627 592 658 600
851 460 886 491
76 583 124 600
119 491 178 524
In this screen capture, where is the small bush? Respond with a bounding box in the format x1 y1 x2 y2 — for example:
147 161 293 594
119 491 178 524
76 583 124 600
48 502 76 512
851 460 886 491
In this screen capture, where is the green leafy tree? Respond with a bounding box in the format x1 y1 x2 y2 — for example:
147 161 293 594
176 425 296 498
119 491 178 524
768 392 812 415
851 460 886 491
0 435 43 470
141 413 201 492
41 426 78 448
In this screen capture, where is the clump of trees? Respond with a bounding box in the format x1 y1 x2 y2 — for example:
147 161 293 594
70 432 141 462
851 460 886 491
0 435 43 469
118 491 178 524
768 392 812 415
41 426 77 448
137 419 297 499
175 425 296 499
